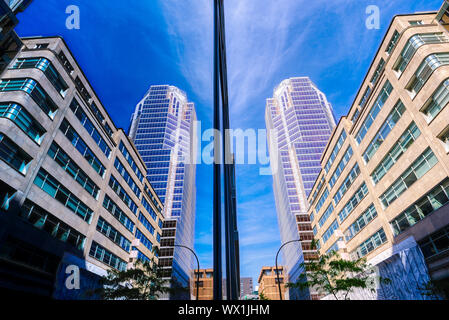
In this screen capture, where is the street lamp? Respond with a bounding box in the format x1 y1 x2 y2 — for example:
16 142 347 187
173 244 200 300
275 239 302 301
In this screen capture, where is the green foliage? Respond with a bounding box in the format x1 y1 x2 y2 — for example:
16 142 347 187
258 291 270 300
93 247 181 300
287 243 387 300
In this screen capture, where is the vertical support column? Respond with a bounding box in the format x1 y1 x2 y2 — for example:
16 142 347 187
213 0 223 301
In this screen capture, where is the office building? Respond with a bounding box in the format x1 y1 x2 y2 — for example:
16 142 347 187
265 77 336 299
240 277 254 299
129 85 197 299
308 2 449 299
0 0 32 73
0 36 164 298
192 268 214 300
257 266 287 300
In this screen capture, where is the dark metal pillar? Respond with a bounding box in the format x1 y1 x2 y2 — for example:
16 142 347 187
213 0 223 301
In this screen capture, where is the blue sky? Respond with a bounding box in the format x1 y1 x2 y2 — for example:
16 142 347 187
16 0 443 284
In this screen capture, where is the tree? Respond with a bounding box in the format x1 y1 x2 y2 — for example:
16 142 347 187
93 247 182 300
258 291 270 300
287 242 389 300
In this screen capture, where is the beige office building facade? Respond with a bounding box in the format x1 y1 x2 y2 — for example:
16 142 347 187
308 2 449 299
0 36 164 298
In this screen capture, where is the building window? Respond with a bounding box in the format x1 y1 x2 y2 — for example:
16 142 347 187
352 228 387 259
59 118 106 178
380 147 438 208
315 188 329 214
421 78 449 123
391 178 449 236
108 175 138 215
355 80 393 144
322 219 339 244
370 58 386 85
441 129 449 153
57 50 74 75
363 100 405 163
141 196 157 221
11 57 69 97
47 142 100 199
0 133 32 175
419 223 449 260
371 122 421 185
20 200 86 251
359 86 372 109
89 241 127 271
324 130 347 174
102 194 135 233
318 204 334 228
393 33 448 75
386 30 400 55
326 241 340 255
344 204 378 241
338 182 369 223
138 212 155 236
409 20 424 26
114 157 141 198
0 102 46 144
119 141 145 183
96 216 131 252
329 146 353 188
407 53 449 97
333 163 361 205
135 228 153 252
0 78 58 119
69 99 112 158
33 168 93 223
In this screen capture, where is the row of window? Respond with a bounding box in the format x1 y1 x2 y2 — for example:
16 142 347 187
113 157 141 199
20 200 85 251
96 216 131 252
0 132 32 175
102 194 135 233
322 219 339 244
0 78 58 119
315 188 329 214
34 168 93 223
59 118 106 177
344 204 378 241
118 141 145 183
380 147 438 208
0 102 46 144
355 81 394 144
47 142 100 199
408 52 449 97
419 223 449 260
363 100 405 164
108 175 138 215
135 228 153 252
89 241 127 271
371 122 421 185
318 204 334 228
333 163 361 206
338 182 369 223
138 212 155 235
11 57 69 97
69 99 111 158
391 178 449 236
352 228 387 259
329 146 353 188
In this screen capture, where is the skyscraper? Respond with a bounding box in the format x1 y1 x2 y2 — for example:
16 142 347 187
265 77 336 299
129 85 197 298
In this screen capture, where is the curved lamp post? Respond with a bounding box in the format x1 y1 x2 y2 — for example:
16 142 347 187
173 244 200 300
275 239 302 300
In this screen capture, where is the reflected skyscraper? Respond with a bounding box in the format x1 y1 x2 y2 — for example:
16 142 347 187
129 85 197 298
265 77 336 299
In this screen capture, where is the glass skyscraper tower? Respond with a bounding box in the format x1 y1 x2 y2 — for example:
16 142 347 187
265 77 336 299
129 85 197 298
